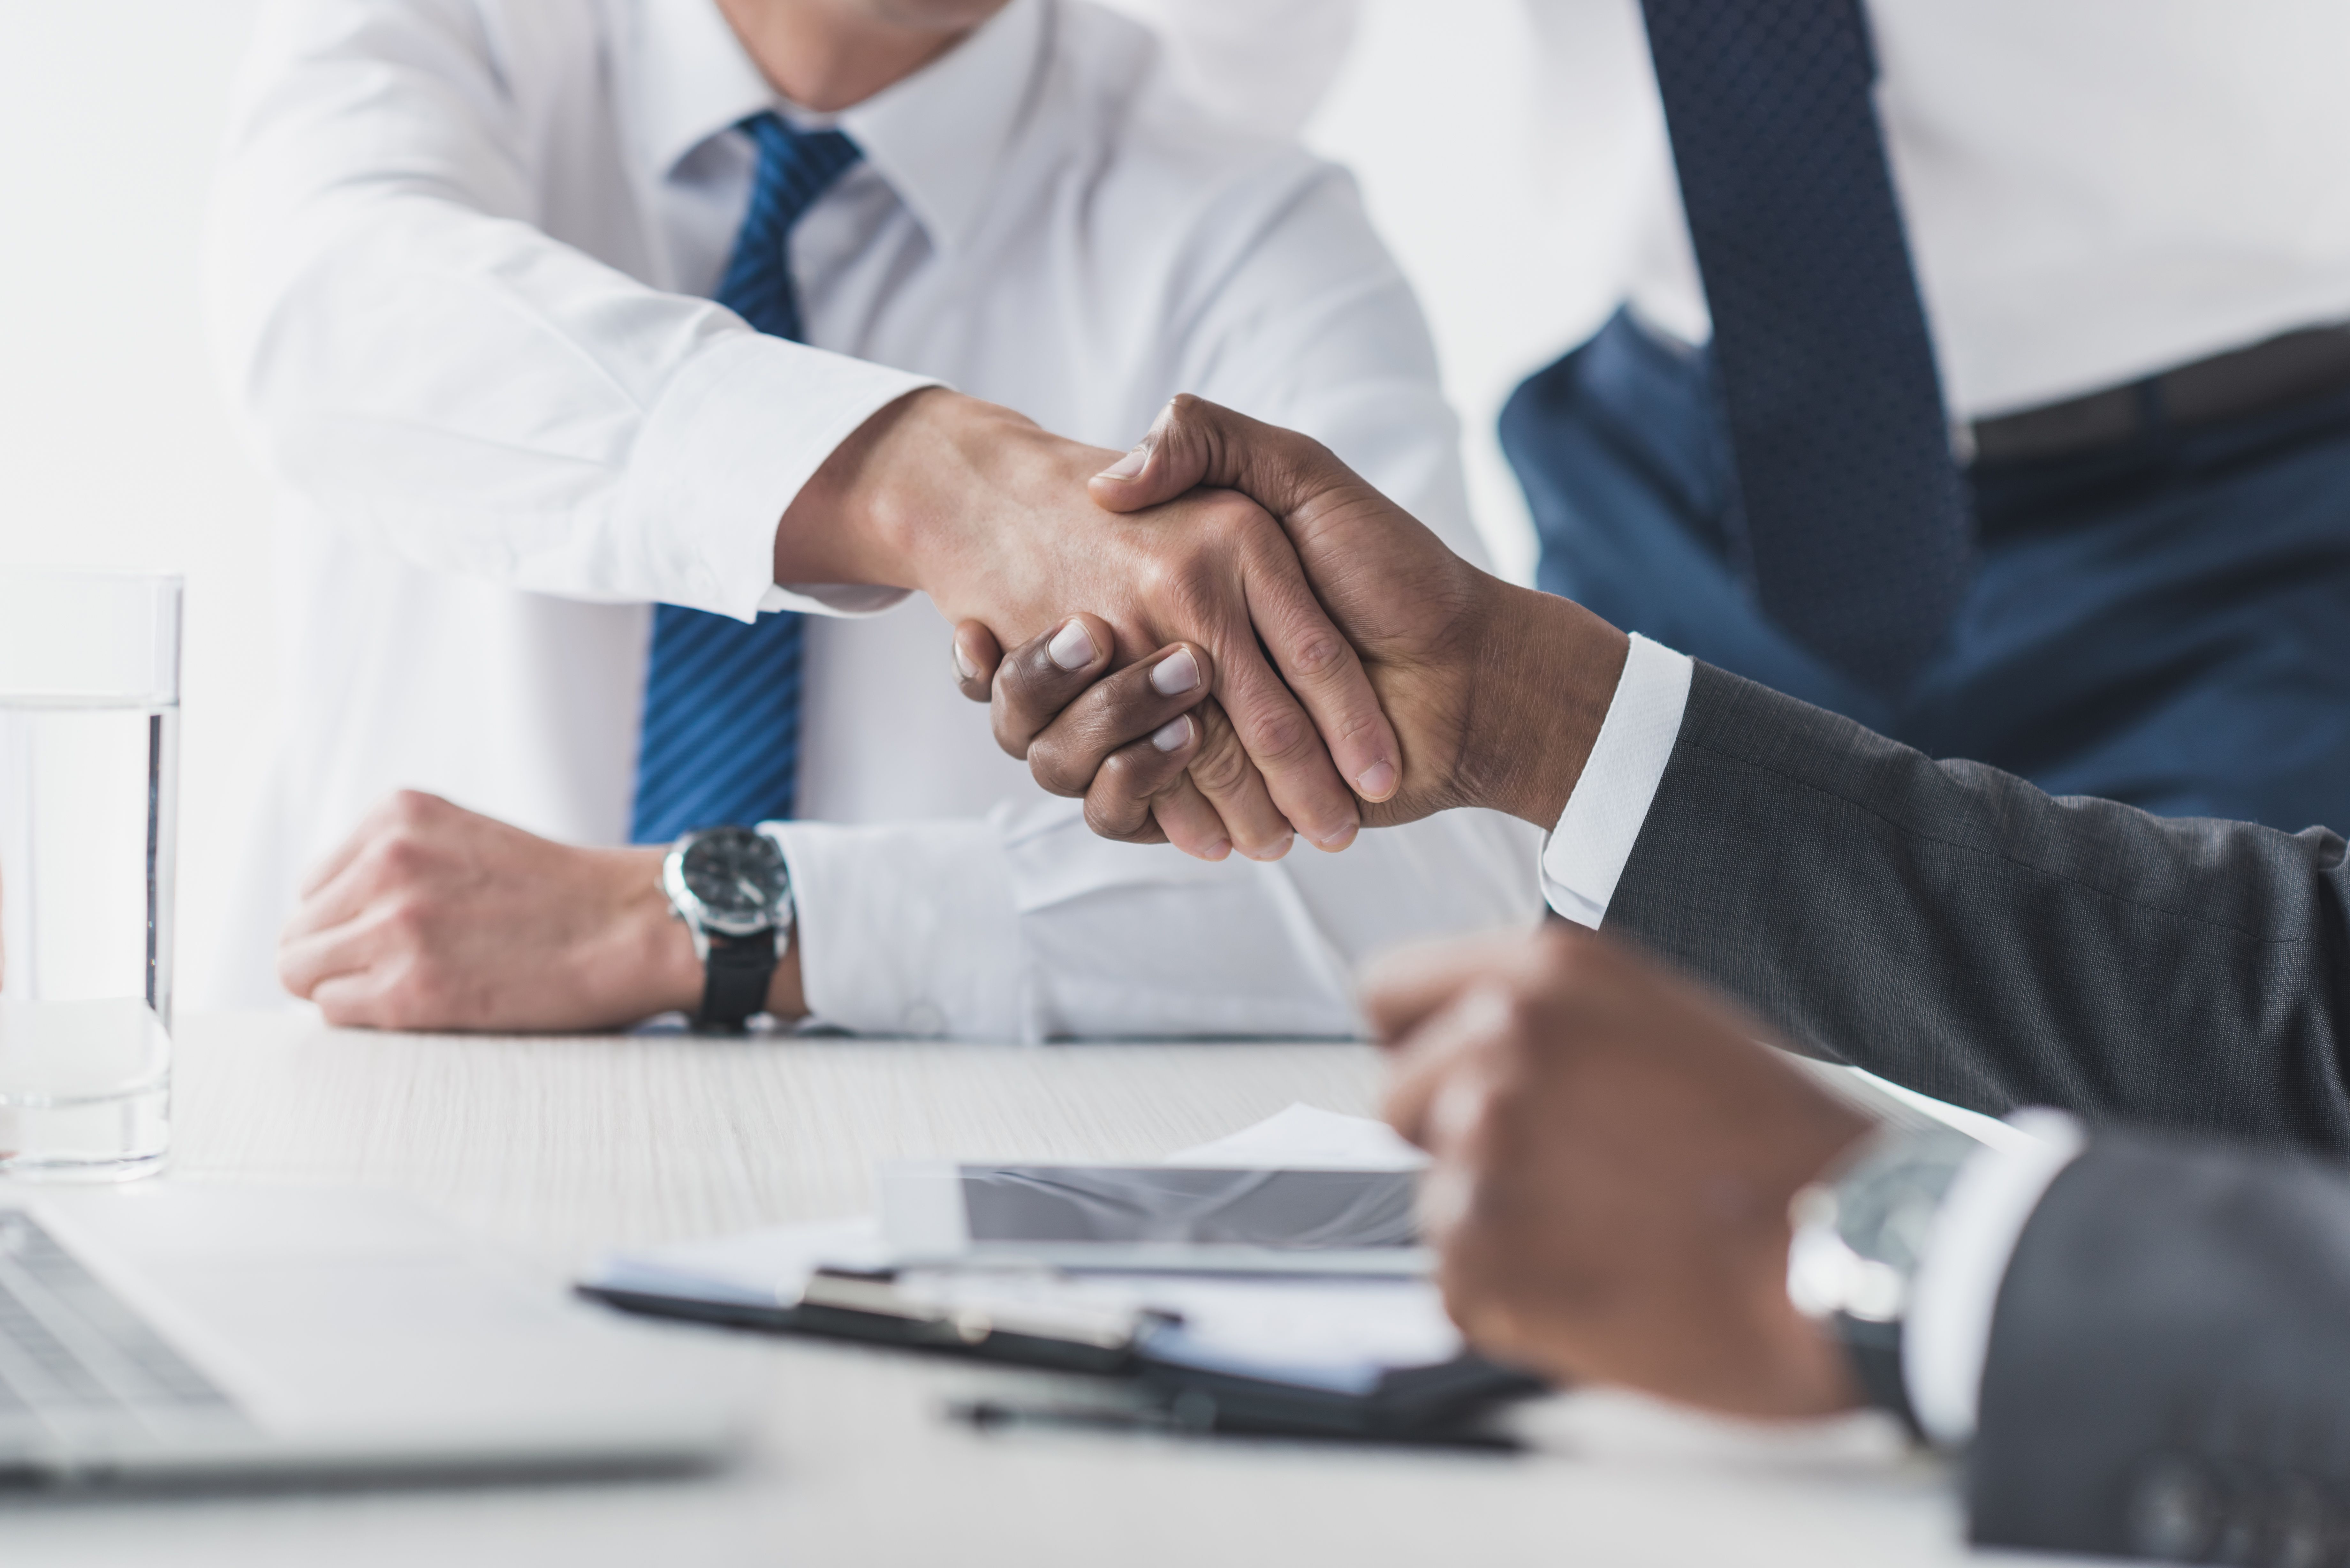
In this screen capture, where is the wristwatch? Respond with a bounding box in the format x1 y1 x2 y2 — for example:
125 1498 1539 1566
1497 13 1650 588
1786 1123 1979 1436
660 825 795 1034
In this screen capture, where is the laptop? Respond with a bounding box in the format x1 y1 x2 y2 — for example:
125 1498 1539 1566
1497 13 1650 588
0 1182 742 1486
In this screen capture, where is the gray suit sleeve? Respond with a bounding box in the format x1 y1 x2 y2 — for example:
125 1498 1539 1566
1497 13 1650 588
1604 662 2350 1149
1969 1133 2350 1560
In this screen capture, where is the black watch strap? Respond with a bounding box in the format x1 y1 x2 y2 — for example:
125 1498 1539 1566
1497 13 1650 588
696 930 778 1034
1832 1311 1923 1439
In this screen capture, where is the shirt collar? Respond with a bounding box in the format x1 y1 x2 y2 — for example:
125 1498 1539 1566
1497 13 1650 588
637 0 785 182
638 0 1047 257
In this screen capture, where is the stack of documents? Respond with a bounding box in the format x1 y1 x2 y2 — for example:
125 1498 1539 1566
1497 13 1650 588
579 1106 1540 1440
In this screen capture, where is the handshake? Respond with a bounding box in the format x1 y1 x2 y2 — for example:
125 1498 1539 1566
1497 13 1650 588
936 394 1630 854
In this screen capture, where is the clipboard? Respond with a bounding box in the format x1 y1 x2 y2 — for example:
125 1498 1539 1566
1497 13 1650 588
578 1265 1543 1445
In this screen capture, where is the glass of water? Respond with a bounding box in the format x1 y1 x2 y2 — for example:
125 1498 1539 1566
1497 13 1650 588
0 570 180 1180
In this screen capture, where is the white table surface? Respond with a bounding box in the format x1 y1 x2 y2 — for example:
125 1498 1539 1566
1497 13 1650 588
0 1011 2044 1568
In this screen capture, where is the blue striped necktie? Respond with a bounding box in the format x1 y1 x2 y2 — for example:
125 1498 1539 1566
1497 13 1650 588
630 113 863 844
1639 0 1971 696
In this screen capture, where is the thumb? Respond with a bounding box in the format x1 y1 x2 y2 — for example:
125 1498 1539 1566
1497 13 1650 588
1088 394 1350 523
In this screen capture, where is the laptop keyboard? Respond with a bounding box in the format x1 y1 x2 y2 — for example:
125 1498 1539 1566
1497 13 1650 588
0 1209 247 1456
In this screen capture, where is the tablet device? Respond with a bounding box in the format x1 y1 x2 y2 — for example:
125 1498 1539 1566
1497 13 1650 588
878 1163 1428 1276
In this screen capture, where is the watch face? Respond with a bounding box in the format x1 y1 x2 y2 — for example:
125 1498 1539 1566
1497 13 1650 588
678 828 789 935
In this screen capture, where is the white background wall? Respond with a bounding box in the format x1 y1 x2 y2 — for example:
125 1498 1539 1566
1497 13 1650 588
0 0 1623 1005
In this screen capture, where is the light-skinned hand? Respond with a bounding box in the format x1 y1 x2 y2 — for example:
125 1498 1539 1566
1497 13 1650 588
792 389 1406 857
275 791 772 1032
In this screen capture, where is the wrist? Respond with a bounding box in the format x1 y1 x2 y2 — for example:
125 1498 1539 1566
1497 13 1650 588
781 387 1070 601
773 385 970 590
1456 585 1630 828
604 848 806 1024
593 847 706 1021
1786 1123 1980 1434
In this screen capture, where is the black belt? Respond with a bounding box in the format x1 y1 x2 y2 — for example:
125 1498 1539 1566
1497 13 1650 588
1970 324 2350 465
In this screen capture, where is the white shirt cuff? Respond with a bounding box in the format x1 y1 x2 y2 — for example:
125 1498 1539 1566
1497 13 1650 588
755 582 915 617
1539 633 1694 927
1903 1108 2089 1447
623 334 937 622
763 820 1024 1039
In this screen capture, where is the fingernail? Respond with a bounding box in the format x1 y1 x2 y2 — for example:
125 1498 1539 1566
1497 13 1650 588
1242 833 1294 862
1312 822 1358 851
1353 760 1398 801
1048 619 1097 671
1096 442 1149 482
1151 715 1192 752
952 641 979 681
1200 838 1231 861
1149 648 1200 696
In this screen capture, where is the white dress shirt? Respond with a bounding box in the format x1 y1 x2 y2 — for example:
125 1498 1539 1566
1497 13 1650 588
1127 0 2350 419
206 0 1541 1032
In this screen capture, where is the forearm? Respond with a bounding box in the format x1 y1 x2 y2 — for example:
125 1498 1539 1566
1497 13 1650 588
778 389 1129 646
1607 664 2350 1149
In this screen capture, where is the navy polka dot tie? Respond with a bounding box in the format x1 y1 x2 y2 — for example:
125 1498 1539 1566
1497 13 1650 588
630 114 862 844
1639 0 1971 695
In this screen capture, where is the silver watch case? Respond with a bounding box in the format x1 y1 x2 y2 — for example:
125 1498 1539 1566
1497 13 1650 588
660 825 795 963
1786 1124 1978 1326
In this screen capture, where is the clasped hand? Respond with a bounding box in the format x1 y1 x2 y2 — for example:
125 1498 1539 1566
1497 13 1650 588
948 394 1630 857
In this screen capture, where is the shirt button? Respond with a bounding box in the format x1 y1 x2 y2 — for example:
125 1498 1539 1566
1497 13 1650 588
901 1002 945 1038
2126 1452 2221 1563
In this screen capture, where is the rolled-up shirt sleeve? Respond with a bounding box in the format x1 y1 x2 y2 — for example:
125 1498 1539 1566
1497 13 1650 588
208 0 934 620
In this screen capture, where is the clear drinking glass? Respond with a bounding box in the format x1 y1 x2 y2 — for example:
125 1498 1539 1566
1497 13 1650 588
0 570 180 1180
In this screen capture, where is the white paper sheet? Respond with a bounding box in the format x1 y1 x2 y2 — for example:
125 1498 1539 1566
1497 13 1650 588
585 1103 1426 1311
1170 1103 1428 1171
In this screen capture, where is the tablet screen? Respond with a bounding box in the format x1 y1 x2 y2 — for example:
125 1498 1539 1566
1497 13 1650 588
955 1166 1417 1251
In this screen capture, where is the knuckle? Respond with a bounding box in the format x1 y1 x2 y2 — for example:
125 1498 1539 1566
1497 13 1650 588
1081 792 1146 843
1095 745 1170 804
1162 567 1221 634
990 713 1030 762
1237 697 1316 772
1132 551 1183 609
1285 628 1351 683
1183 722 1256 799
381 895 434 946
386 789 442 828
1030 748 1088 799
1197 491 1262 538
1013 644 1071 703
990 654 1038 712
374 833 428 878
